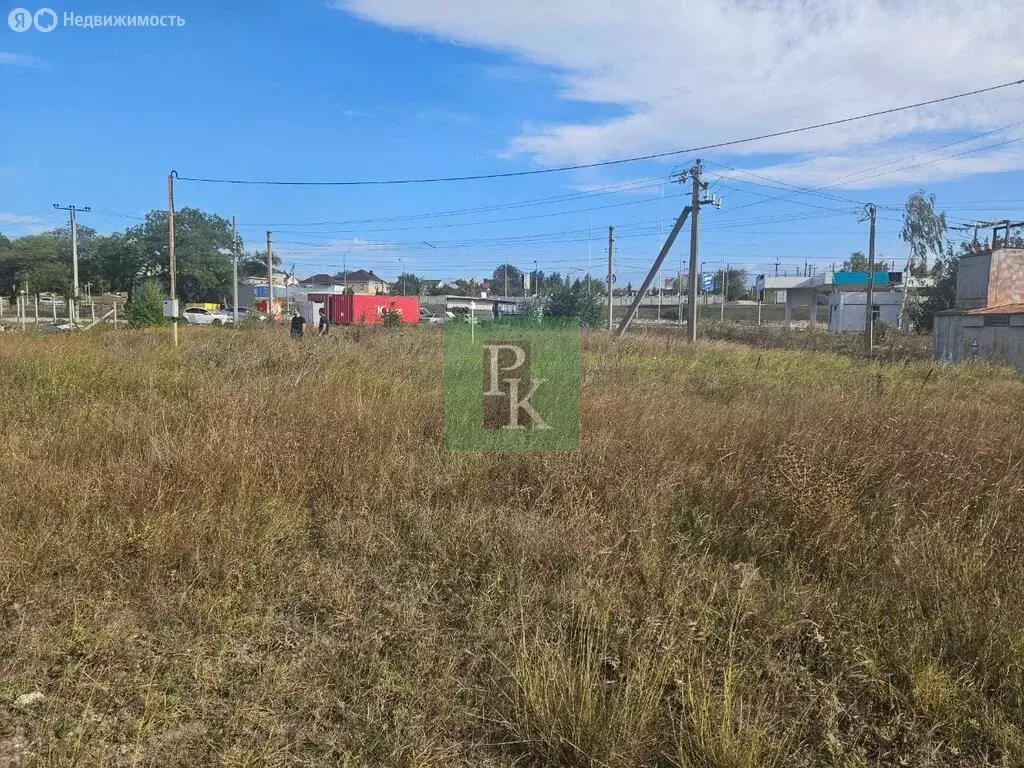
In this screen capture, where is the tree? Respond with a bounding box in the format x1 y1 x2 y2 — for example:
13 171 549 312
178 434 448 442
6 232 66 295
91 233 146 297
493 264 524 296
712 268 748 300
126 208 235 301
124 281 167 327
546 282 604 328
425 280 449 296
842 251 889 272
453 278 482 296
394 272 422 296
908 240 964 331
901 191 946 276
239 250 278 279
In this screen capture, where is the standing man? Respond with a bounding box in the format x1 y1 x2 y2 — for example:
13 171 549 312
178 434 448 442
290 311 306 341
318 307 330 337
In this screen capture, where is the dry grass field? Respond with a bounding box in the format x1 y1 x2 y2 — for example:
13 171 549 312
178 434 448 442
1 326 1023 766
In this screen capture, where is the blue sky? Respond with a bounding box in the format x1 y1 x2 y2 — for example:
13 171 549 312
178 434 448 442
3 0 1024 286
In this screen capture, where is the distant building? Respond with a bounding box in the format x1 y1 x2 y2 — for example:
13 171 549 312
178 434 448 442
933 246 1024 371
298 270 390 295
754 270 905 330
828 292 902 333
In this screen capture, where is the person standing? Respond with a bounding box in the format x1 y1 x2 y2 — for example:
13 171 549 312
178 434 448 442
290 311 306 341
318 307 330 337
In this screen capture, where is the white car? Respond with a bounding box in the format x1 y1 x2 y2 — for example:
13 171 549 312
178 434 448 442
419 308 445 324
182 307 233 326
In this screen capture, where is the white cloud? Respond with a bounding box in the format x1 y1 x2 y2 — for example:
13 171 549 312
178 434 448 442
0 52 46 68
0 212 58 237
329 0 1024 187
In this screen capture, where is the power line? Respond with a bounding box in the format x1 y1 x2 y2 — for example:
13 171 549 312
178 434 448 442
235 177 670 229
174 77 1024 186
706 120 1024 216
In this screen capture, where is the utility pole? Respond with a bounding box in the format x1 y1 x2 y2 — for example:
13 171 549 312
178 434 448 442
167 173 178 346
53 203 90 327
266 231 273 319
232 217 239 325
607 226 615 331
588 215 593 297
686 160 703 343
677 269 683 326
721 262 727 322
774 257 780 277
864 203 877 357
616 163 718 340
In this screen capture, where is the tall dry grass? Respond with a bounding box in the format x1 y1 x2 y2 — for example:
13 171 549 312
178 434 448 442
0 325 1022 766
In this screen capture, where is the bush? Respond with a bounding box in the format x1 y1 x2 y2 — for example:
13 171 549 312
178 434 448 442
547 284 605 328
381 308 404 328
124 282 167 328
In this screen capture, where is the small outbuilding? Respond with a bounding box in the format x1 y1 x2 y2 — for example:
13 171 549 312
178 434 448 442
932 246 1024 371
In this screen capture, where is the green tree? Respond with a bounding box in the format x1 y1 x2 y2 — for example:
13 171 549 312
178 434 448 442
493 264 524 296
239 250 278 279
545 272 564 294
901 191 947 276
547 282 604 328
909 241 963 331
394 272 422 296
712 268 748 300
842 251 889 272
126 208 235 301
124 281 167 327
90 232 146 297
453 278 482 296
7 233 66 295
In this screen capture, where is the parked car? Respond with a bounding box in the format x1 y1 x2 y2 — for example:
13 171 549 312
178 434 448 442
419 308 445 324
182 307 232 326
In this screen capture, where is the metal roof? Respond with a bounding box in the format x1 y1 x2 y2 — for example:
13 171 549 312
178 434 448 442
967 304 1024 316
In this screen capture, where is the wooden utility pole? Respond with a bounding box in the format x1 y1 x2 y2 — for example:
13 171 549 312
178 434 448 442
607 226 614 331
686 160 703 343
168 173 178 346
266 231 274 320
232 217 239 324
864 203 877 356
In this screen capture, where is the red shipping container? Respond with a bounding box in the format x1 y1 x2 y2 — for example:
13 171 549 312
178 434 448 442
308 294 420 325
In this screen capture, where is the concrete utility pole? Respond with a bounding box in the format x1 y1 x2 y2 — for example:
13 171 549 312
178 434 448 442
607 226 615 331
864 203 877 356
53 203 90 326
721 262 727 322
168 173 178 347
686 160 703 343
615 205 692 339
232 217 239 324
617 164 719 340
266 231 273 319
